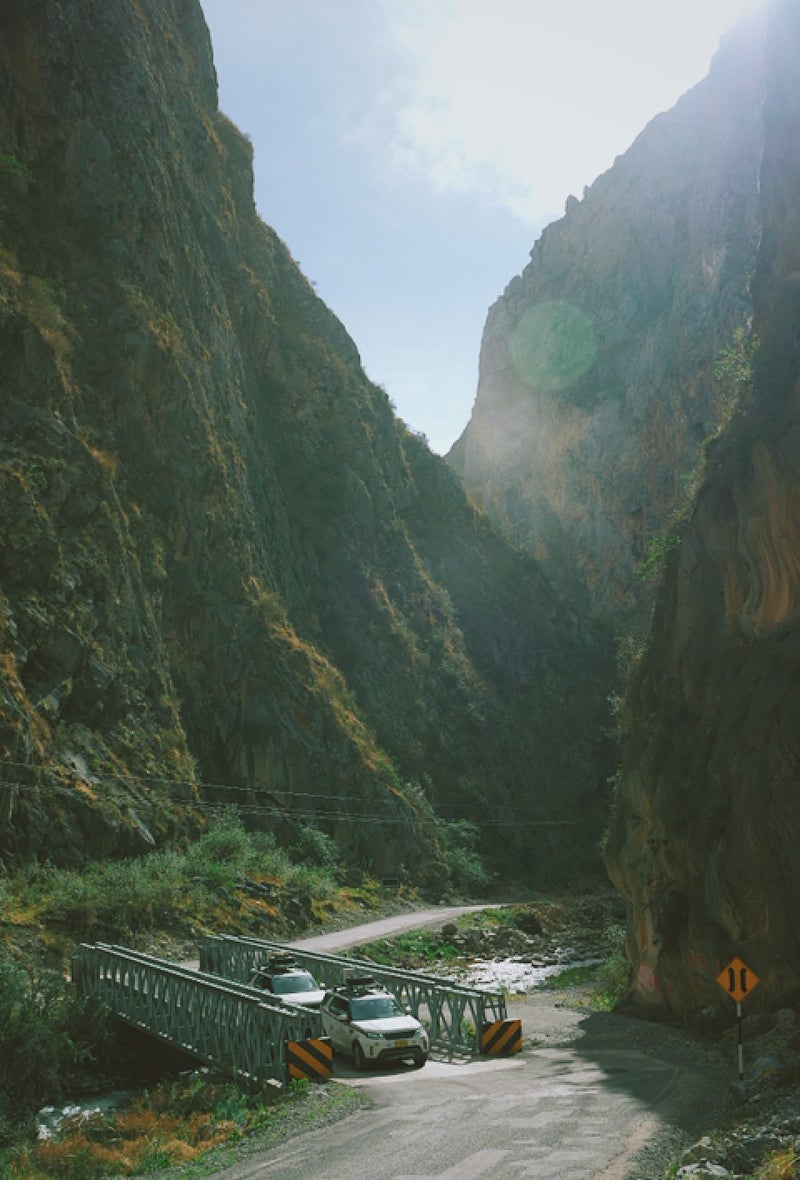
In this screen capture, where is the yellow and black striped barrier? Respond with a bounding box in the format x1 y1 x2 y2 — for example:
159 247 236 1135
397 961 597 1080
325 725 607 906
285 1037 334 1082
479 1019 523 1056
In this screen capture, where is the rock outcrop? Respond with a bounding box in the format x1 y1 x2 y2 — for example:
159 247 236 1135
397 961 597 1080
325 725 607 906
0 1 614 879
605 0 800 1015
449 17 764 625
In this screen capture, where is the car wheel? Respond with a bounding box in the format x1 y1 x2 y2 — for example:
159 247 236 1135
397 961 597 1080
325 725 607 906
413 1053 427 1069
352 1042 367 1071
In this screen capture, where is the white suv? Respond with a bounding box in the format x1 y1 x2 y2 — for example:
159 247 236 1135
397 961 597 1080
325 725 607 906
320 975 428 1070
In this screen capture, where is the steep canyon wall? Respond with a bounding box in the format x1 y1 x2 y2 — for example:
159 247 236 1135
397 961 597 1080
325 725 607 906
606 0 800 1015
0 0 614 879
447 2 800 1013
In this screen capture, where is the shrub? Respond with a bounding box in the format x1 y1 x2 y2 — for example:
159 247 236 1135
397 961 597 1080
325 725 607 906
287 861 337 901
714 326 757 429
595 923 631 1009
436 820 491 895
0 950 110 1144
184 809 257 888
287 824 341 872
249 830 293 880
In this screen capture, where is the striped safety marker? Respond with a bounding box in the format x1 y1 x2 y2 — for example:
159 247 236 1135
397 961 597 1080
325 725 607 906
479 1019 523 1056
285 1037 334 1082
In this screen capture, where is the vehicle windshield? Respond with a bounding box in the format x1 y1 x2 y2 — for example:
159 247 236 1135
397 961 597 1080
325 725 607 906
350 995 403 1021
272 973 317 995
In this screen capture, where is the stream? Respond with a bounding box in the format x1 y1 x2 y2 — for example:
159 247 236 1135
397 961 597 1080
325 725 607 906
463 953 603 991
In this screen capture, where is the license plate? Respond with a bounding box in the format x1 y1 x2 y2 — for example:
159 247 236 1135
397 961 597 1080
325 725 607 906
396 1039 407 1047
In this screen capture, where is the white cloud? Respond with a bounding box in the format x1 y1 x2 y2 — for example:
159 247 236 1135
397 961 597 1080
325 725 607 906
371 0 763 225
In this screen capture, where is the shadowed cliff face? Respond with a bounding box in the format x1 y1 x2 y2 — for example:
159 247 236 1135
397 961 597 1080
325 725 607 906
449 19 764 624
0 1 615 877
605 0 800 1016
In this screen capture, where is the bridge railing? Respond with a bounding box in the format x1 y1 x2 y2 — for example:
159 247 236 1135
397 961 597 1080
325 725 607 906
72 943 322 1087
200 934 508 1057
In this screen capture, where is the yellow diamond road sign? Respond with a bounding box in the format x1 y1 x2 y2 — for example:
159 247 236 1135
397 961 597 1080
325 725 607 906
716 956 760 1002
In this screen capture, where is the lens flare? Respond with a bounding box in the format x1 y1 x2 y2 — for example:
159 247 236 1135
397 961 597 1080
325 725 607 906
510 300 596 392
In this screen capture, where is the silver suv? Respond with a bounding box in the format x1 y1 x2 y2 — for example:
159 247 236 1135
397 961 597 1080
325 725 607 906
320 975 428 1070
249 954 326 1010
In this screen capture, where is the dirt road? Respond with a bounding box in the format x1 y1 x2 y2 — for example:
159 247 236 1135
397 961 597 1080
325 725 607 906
206 909 729 1180
289 904 499 954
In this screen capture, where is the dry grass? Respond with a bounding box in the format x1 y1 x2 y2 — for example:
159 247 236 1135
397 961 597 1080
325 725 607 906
9 1080 247 1178
756 1147 799 1179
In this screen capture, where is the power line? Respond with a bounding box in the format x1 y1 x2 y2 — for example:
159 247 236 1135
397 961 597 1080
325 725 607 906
0 760 598 827
0 779 592 827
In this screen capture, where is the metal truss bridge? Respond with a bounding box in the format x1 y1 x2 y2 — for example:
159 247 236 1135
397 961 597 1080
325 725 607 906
200 934 509 1058
72 936 518 1088
72 943 322 1087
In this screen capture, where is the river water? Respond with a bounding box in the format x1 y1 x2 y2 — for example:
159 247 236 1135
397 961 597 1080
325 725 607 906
36 1089 135 1141
462 954 602 992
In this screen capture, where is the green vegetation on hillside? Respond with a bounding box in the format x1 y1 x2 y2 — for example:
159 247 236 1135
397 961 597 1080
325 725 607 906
0 812 378 954
636 327 759 583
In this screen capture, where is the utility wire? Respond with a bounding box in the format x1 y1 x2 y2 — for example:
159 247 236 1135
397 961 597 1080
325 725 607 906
0 760 598 827
0 780 592 827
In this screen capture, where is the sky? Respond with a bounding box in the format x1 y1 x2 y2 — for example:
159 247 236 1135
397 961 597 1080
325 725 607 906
199 0 761 454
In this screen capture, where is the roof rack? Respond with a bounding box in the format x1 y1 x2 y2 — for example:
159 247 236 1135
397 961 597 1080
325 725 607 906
341 973 382 994
260 952 301 974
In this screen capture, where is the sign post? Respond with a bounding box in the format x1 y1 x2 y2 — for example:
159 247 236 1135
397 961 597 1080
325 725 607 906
716 956 760 1082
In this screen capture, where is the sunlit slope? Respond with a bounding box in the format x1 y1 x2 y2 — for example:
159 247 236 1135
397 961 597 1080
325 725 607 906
449 15 764 626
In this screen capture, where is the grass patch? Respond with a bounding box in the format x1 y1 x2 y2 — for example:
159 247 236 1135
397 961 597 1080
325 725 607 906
457 904 544 932
353 926 465 970
543 924 630 1010
549 964 598 990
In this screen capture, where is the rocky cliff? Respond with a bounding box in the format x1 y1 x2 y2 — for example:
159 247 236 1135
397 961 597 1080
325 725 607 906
449 17 764 625
605 0 800 1016
0 0 614 881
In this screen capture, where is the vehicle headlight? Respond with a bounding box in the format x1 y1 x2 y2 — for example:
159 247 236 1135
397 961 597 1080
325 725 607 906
360 1029 383 1040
